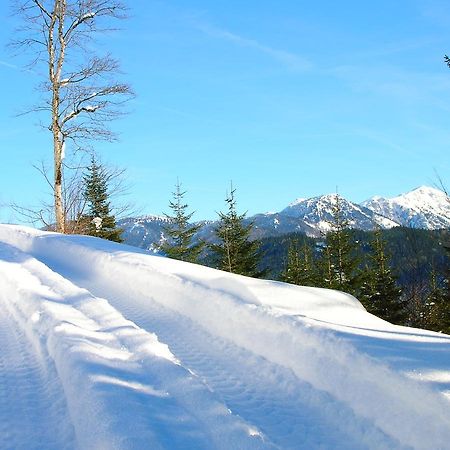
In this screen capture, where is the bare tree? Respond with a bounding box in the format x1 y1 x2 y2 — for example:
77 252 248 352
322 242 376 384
11 0 133 232
10 154 133 233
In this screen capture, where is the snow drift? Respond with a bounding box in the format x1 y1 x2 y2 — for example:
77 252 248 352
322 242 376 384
0 225 449 450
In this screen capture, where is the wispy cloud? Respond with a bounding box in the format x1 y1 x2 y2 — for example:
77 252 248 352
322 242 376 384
0 59 36 75
0 60 19 70
196 22 313 72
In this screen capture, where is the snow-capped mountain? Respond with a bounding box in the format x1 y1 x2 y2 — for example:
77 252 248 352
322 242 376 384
119 215 170 251
362 186 450 230
281 193 398 234
195 213 317 242
119 186 449 250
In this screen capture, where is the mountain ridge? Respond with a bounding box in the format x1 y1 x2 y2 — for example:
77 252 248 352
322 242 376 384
119 186 449 251
362 185 450 230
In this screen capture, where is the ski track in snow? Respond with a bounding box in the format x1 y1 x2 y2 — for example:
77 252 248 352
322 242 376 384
1 226 450 450
96 296 406 450
0 313 76 450
0 259 76 449
0 241 274 450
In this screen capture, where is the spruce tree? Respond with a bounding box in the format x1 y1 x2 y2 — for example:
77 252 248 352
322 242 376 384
319 194 361 296
434 236 450 334
281 241 319 286
360 229 406 324
159 180 204 263
82 157 123 243
424 266 450 334
210 186 264 277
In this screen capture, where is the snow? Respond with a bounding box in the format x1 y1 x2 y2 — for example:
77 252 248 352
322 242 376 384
92 216 102 230
287 197 306 207
83 105 99 113
82 12 95 21
362 186 450 229
1 224 449 450
372 214 398 229
280 193 399 236
134 214 170 223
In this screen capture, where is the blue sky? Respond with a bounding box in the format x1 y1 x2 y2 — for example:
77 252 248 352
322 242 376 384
1 0 450 223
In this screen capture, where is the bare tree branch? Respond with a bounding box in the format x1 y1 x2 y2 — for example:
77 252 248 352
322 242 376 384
11 152 134 233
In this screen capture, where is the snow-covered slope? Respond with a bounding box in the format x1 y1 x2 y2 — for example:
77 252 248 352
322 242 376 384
362 186 450 229
1 225 449 450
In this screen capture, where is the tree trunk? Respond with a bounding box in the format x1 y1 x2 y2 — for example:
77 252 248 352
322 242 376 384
50 0 65 233
53 135 65 233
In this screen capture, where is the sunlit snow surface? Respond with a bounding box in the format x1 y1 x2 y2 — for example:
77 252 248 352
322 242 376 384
0 225 449 450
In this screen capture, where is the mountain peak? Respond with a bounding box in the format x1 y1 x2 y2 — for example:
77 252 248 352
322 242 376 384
289 192 347 207
363 185 450 230
399 185 446 199
318 192 341 200
410 185 442 193
287 197 306 207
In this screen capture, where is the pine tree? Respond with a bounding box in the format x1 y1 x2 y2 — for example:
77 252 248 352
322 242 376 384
433 236 450 334
360 229 406 324
82 157 123 243
159 180 204 263
281 241 319 286
319 194 361 296
210 186 264 277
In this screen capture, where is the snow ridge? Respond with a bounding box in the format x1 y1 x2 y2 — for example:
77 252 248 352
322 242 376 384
0 233 274 449
1 225 449 450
